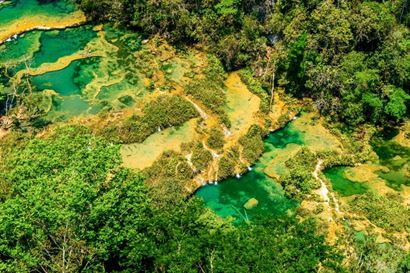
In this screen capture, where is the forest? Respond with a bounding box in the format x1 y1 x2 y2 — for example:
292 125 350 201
0 0 409 272
75 0 410 127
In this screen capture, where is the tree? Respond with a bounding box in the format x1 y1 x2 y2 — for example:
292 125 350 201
384 86 410 121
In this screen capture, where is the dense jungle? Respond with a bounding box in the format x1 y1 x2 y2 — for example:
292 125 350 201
0 0 409 272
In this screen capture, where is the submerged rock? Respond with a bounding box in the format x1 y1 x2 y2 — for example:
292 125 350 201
244 198 258 210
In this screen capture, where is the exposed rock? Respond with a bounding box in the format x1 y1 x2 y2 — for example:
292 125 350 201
244 198 258 210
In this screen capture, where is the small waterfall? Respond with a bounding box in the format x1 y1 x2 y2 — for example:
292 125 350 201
223 127 232 136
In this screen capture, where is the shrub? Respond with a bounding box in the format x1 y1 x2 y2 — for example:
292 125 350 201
239 125 264 163
191 142 212 171
207 128 225 150
98 95 198 143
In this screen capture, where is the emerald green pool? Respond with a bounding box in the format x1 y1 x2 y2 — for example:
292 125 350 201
0 0 75 26
0 31 41 66
0 0 151 121
195 123 302 222
31 57 105 120
323 130 409 195
32 57 99 96
32 60 81 96
197 119 409 220
323 167 369 196
371 134 410 190
0 26 96 72
31 26 96 68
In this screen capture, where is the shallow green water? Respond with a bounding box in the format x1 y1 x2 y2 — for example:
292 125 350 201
31 57 104 120
0 0 75 26
0 31 41 66
197 119 409 220
0 26 96 73
0 1 151 121
32 57 100 96
196 123 302 222
324 130 409 194
32 60 81 96
371 136 410 190
323 167 369 196
31 26 96 67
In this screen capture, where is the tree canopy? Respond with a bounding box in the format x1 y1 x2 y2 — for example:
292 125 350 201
0 126 341 272
75 0 410 127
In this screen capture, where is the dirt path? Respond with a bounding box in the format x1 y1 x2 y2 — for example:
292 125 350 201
312 159 344 244
185 97 208 120
313 159 330 203
313 159 341 212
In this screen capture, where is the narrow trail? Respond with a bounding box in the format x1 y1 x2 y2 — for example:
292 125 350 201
313 159 341 213
185 97 208 120
313 159 329 203
312 159 344 244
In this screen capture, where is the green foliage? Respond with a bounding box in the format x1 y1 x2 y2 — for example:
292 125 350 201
149 210 342 273
75 0 409 127
274 1 409 128
239 124 264 163
239 69 270 113
0 126 125 271
191 142 212 171
349 192 409 233
98 95 198 143
384 86 410 121
207 127 225 150
218 147 240 179
398 253 410 273
143 151 193 203
0 128 341 272
75 0 267 69
215 0 238 16
185 55 231 126
285 32 308 94
346 230 408 273
281 148 319 201
0 83 5 114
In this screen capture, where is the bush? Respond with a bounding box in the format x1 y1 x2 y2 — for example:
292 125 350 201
98 95 198 143
207 128 225 150
185 55 231 126
239 125 264 164
191 142 212 171
349 192 409 233
281 148 319 201
218 148 240 179
240 69 270 113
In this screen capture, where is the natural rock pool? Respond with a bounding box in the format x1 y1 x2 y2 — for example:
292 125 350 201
195 123 301 222
2 0 408 224
196 116 410 221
